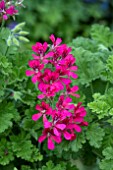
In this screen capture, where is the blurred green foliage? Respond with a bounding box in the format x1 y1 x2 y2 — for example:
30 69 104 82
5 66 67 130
17 0 112 42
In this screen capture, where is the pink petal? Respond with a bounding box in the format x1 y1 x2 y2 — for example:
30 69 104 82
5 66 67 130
35 104 42 111
56 124 66 130
44 51 54 58
32 113 42 121
60 78 71 85
26 70 34 76
49 34 55 43
32 54 40 59
43 42 48 52
71 85 79 92
38 94 45 99
67 104 75 110
43 115 51 128
51 136 62 143
74 117 83 122
53 127 60 136
31 75 38 83
3 14 8 20
69 72 78 79
56 38 62 46
48 137 55 150
65 97 72 103
70 134 76 141
70 66 78 71
63 110 72 117
73 124 81 132
0 1 5 9
80 121 88 126
64 131 72 140
38 135 46 143
71 93 80 98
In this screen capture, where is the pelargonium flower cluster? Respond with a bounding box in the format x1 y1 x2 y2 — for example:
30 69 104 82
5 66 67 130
26 34 88 150
0 0 18 20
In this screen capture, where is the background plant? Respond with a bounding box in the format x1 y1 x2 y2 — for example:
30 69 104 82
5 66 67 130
17 0 113 42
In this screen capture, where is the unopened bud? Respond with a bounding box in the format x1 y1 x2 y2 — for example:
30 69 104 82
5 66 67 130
12 22 26 32
13 37 20 46
18 36 29 42
19 31 29 35
7 36 12 46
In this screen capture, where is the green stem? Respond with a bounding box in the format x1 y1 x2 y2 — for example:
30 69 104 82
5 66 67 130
92 149 103 159
5 46 9 56
105 82 109 94
0 19 5 32
90 82 94 95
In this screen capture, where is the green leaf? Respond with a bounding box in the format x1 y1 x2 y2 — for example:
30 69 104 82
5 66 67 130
38 161 66 170
91 24 113 47
10 133 43 162
0 102 18 133
99 147 113 170
70 132 86 152
11 136 33 160
0 27 11 40
88 99 110 119
70 41 105 86
88 88 113 119
0 39 7 55
21 165 32 170
103 128 113 148
86 123 105 148
0 138 14 165
100 159 113 170
107 55 113 82
13 91 22 101
102 147 113 160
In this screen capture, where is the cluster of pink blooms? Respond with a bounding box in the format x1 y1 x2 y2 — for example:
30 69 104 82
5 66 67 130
0 0 18 20
26 34 88 150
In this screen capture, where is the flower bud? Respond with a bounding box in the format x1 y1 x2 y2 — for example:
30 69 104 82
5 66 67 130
18 36 29 42
12 22 26 32
19 31 29 35
12 37 20 46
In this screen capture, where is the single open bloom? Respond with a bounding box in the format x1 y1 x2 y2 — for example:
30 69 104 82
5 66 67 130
32 102 52 121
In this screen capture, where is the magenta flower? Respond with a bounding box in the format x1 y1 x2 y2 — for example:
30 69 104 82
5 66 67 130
32 102 52 121
56 67 71 85
74 103 87 118
0 0 18 20
61 44 72 59
37 69 64 98
57 54 78 79
26 60 44 83
50 34 62 47
56 95 75 117
32 42 48 55
66 84 80 98
6 5 18 16
43 115 66 136
32 51 54 64
38 128 62 150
